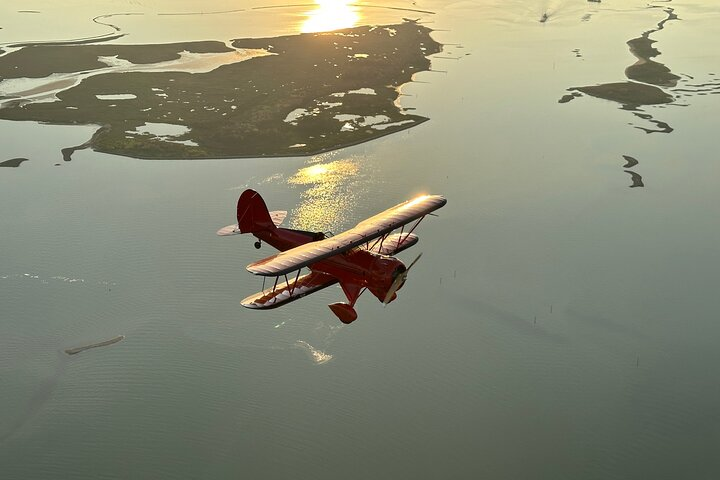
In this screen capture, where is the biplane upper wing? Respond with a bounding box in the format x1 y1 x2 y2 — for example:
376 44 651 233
246 194 446 276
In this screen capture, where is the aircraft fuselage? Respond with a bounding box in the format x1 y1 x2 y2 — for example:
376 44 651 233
254 227 406 303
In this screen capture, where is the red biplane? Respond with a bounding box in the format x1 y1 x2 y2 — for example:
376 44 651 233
218 189 446 323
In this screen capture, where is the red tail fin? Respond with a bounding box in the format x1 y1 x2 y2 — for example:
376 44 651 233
237 189 276 233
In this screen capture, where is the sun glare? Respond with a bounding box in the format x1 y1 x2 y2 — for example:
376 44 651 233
288 159 360 231
301 0 360 34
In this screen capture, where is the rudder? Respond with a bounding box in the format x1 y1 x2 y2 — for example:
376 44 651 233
237 189 275 233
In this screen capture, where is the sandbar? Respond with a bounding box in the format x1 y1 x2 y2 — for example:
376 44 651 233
571 82 673 106
0 157 29 168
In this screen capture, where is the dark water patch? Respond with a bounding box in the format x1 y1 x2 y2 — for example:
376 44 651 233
0 351 67 444
562 6 680 133
671 78 720 96
622 155 639 168
626 40 679 87
628 109 673 134
449 290 568 345
64 335 125 355
558 91 582 104
625 170 644 188
0 22 442 159
0 157 29 168
570 82 672 106
566 308 644 339
625 7 680 87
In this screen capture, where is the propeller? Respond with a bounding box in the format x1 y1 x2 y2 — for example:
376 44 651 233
383 252 423 305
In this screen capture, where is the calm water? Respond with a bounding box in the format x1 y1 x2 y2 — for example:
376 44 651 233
2 1 720 478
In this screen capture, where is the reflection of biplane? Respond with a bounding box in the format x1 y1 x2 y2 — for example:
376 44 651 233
218 189 447 323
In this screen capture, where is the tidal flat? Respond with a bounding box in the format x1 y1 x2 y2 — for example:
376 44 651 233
0 21 440 159
0 157 29 167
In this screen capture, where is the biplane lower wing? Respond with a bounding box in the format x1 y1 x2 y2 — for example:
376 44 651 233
365 232 419 256
247 194 446 276
240 271 338 310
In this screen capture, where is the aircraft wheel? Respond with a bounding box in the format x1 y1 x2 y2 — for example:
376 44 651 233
254 241 262 249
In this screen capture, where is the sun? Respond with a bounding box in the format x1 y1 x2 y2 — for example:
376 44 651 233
301 0 360 33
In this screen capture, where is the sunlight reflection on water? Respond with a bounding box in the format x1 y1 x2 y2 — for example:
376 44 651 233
287 156 361 232
295 340 334 364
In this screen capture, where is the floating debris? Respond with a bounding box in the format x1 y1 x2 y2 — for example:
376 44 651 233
65 335 124 355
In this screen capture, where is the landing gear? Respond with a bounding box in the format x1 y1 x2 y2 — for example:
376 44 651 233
328 303 358 324
254 240 262 249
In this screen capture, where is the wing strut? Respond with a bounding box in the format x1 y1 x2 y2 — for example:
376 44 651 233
241 271 339 310
405 215 425 237
283 270 302 296
368 231 390 252
367 215 425 253
262 269 304 296
367 214 426 255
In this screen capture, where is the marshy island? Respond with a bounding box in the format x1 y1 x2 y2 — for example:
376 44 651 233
0 21 441 159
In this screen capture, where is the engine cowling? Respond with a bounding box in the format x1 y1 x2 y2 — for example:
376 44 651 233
367 256 406 303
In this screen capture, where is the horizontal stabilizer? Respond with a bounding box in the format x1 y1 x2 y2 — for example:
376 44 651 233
217 210 287 236
241 271 338 309
269 210 287 227
217 224 242 236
